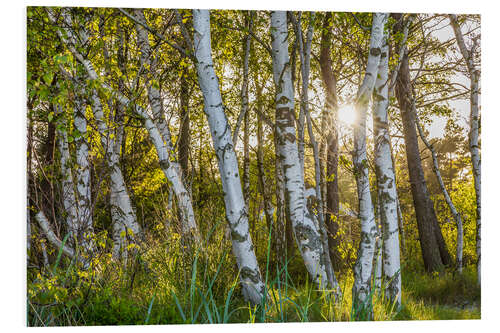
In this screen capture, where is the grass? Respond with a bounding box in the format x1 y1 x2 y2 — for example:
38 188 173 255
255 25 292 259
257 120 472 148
27 229 480 326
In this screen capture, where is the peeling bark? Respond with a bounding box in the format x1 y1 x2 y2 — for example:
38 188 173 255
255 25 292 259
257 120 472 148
351 13 387 318
372 29 401 306
271 11 328 288
192 9 265 304
449 14 481 283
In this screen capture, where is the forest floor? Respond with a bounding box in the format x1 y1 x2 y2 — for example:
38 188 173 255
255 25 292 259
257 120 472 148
27 254 480 325
394 266 480 320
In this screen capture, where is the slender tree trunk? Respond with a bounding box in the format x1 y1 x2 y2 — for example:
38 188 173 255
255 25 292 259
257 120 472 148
415 106 463 273
256 99 276 256
179 67 191 182
351 13 387 319
89 89 141 261
319 12 341 270
394 47 451 271
35 211 75 259
133 10 199 241
73 84 94 255
270 10 328 287
192 9 265 304
372 29 402 306
449 14 481 283
274 130 292 263
55 105 78 240
373 201 383 292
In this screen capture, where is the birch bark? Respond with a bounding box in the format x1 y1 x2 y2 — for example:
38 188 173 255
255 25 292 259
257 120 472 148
48 8 200 244
449 14 481 283
192 9 265 304
351 13 387 317
72 82 94 255
372 27 401 306
134 10 199 241
55 105 78 240
89 89 141 261
270 11 328 287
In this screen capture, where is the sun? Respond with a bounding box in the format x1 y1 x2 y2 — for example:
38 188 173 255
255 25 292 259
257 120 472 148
337 104 356 126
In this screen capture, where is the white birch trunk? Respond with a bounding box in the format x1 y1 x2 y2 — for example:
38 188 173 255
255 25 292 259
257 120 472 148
89 89 141 261
134 10 199 241
372 28 402 306
192 9 265 304
232 13 252 146
55 105 79 241
35 211 75 259
73 86 94 255
351 13 388 316
270 11 328 287
449 14 481 283
48 8 200 244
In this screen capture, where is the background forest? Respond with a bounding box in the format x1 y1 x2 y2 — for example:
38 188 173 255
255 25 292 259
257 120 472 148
26 6 481 325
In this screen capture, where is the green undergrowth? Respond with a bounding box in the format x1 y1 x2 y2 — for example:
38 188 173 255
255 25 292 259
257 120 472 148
27 229 480 326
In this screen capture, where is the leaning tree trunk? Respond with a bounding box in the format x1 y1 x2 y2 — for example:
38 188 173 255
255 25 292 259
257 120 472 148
449 14 481 284
179 67 191 182
191 9 265 305
89 89 141 261
394 47 451 272
270 10 328 288
351 13 387 319
48 7 202 245
414 105 463 273
372 28 401 306
133 9 199 241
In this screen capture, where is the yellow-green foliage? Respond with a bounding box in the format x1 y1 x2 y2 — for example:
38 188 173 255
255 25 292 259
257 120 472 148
27 224 480 326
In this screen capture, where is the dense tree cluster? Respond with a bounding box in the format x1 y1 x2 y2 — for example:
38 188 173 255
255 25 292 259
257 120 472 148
26 7 480 323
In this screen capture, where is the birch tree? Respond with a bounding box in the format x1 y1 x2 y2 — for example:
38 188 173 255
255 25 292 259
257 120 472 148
351 12 387 318
449 14 481 283
270 10 328 288
133 9 200 241
89 89 142 261
48 7 201 245
372 25 401 306
191 9 265 304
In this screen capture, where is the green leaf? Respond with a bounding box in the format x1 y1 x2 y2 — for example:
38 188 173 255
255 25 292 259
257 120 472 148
43 72 54 85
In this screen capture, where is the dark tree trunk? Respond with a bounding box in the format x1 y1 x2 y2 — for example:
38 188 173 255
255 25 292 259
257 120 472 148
394 46 451 271
178 68 190 182
319 12 341 270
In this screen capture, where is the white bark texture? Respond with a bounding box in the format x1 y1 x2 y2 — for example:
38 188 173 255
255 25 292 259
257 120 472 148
72 83 94 255
449 14 481 283
372 28 402 306
351 13 388 316
48 8 200 244
134 10 199 241
232 13 252 146
90 89 141 261
35 211 75 259
55 105 79 240
192 9 265 305
270 11 328 287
